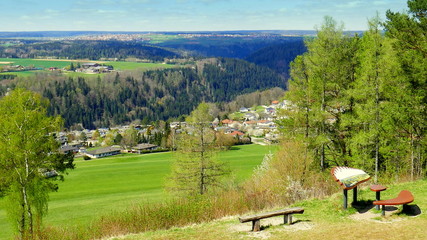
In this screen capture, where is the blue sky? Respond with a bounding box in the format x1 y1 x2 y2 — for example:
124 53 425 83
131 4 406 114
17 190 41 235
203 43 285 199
1 0 408 32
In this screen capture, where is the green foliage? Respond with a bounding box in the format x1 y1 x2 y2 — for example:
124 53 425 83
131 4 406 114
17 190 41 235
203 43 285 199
384 0 427 179
280 16 358 170
121 126 139 148
168 103 229 196
0 89 74 238
245 40 307 78
4 58 283 129
281 4 426 181
0 41 179 61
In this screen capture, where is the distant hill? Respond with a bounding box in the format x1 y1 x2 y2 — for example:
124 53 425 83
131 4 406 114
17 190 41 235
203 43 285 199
0 30 318 39
155 36 304 59
0 41 179 61
9 58 284 129
245 40 307 79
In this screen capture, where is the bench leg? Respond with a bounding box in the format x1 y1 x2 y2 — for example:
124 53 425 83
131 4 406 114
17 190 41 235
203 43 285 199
353 186 358 205
252 220 260 232
375 192 381 210
288 214 293 225
343 189 348 210
284 214 288 224
381 205 385 216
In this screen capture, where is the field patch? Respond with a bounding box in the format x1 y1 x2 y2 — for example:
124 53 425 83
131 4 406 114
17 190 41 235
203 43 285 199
0 58 177 77
0 144 273 239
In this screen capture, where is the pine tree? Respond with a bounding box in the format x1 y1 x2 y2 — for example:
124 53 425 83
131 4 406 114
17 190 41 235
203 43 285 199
346 16 402 182
280 16 358 170
167 103 229 196
384 0 427 179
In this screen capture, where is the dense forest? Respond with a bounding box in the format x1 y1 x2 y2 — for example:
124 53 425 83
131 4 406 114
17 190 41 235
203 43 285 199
246 41 307 78
0 35 306 61
280 4 426 182
10 58 284 129
156 36 304 59
0 41 179 61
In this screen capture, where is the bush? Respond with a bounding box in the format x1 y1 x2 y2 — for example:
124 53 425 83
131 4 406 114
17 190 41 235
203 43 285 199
243 140 335 207
83 155 91 160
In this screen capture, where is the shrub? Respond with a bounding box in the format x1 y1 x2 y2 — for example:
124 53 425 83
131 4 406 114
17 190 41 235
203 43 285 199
243 140 335 207
83 155 91 160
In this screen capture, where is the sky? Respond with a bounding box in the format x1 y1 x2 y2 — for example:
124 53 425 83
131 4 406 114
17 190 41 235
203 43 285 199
0 0 408 32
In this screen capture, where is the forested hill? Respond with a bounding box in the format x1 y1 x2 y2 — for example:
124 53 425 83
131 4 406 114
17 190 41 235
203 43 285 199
15 58 284 129
245 41 307 78
0 41 179 61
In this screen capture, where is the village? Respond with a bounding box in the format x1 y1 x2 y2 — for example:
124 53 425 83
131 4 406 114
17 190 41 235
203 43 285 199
58 100 291 159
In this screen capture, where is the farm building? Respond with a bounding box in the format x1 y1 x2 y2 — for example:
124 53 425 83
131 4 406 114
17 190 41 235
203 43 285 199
59 145 79 154
85 146 122 159
131 143 158 154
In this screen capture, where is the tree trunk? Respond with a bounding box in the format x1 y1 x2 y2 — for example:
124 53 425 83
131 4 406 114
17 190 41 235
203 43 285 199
411 135 414 181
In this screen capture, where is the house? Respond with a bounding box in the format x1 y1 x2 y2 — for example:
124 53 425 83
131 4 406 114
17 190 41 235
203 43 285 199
244 113 257 121
257 120 276 128
265 107 276 115
221 119 234 126
59 145 79 154
229 130 245 138
82 63 100 68
239 107 249 113
131 143 158 154
170 122 181 129
85 146 122 159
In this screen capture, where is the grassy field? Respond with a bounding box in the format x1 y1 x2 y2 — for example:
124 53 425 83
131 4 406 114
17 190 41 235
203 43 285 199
0 58 177 77
0 144 275 239
117 179 427 240
107 62 176 71
0 58 74 68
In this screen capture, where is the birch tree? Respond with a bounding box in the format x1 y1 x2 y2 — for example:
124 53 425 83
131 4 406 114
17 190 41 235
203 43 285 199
0 89 74 239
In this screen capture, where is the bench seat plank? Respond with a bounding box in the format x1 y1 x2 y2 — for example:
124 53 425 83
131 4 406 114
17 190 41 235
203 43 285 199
373 190 414 206
239 207 304 223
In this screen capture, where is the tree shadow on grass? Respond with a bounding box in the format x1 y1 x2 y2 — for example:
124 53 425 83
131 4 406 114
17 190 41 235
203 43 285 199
229 146 241 151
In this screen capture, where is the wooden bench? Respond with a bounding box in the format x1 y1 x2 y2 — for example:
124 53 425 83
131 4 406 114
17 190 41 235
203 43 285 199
373 190 414 216
239 207 304 231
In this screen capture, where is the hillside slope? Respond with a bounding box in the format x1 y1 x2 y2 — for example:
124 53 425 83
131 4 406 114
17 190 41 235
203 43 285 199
11 57 284 128
245 41 307 79
114 179 426 240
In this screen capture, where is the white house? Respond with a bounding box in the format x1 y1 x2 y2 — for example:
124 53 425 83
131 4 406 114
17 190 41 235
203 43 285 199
85 146 122 159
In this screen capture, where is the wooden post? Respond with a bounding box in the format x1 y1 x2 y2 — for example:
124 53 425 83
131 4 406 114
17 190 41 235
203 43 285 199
375 191 381 210
343 189 348 209
353 186 358 205
252 220 260 231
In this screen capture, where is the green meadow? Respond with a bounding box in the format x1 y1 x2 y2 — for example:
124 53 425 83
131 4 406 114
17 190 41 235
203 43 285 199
0 144 275 239
0 58 73 69
123 179 427 240
0 58 177 77
107 61 176 71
